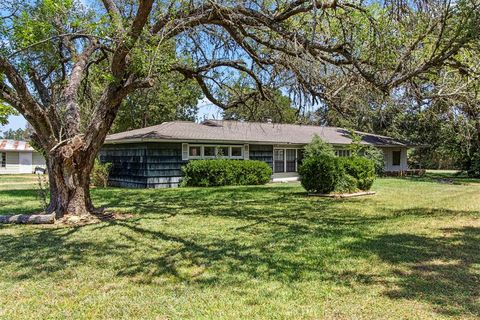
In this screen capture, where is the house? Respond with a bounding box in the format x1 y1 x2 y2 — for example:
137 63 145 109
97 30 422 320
101 120 411 188
0 140 46 174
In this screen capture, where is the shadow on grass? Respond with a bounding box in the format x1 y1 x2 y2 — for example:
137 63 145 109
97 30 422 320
344 211 480 317
394 171 480 185
0 185 479 317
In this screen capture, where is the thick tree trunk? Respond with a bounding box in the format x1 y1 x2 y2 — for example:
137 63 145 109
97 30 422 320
0 149 97 224
46 150 96 219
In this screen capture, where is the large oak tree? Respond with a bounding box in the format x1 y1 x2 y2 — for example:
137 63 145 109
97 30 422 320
0 0 478 221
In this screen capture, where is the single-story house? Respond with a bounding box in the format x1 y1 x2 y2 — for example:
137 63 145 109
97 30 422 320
0 139 46 174
101 120 411 188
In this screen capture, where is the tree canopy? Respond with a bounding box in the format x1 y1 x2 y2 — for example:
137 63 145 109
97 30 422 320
0 0 478 219
223 87 296 123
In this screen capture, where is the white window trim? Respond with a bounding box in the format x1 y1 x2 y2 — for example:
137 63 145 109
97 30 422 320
187 144 244 160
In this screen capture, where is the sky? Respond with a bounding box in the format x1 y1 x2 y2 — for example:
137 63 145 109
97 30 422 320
0 98 224 133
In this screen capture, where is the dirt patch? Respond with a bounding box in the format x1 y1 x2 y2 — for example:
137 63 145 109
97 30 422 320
56 211 134 226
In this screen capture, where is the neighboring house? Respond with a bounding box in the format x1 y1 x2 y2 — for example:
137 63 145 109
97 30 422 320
102 120 411 188
0 140 46 174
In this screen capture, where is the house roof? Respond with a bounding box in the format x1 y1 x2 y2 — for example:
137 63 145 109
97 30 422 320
0 139 35 152
105 120 410 147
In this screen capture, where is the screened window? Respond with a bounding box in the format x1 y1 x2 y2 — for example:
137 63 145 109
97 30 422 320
189 146 201 157
392 150 401 166
286 149 296 172
274 149 285 173
231 146 242 157
204 146 216 157
1 152 5 168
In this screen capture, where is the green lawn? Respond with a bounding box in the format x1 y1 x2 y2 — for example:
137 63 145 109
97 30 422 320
0 174 479 319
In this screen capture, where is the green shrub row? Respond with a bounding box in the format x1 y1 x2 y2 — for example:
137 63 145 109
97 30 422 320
181 159 272 187
299 155 376 194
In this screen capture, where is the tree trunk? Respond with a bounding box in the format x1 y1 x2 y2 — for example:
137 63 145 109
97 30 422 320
46 150 96 219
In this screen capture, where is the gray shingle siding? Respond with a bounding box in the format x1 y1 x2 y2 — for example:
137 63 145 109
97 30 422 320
100 142 186 188
249 144 273 169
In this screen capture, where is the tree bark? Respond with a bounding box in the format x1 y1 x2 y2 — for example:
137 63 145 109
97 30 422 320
46 148 96 219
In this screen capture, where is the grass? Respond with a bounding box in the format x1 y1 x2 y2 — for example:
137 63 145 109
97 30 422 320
0 173 479 319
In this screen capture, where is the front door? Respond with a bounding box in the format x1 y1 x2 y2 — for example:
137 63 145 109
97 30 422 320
19 152 32 174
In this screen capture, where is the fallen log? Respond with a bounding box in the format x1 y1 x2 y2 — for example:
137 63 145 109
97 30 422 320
0 213 55 224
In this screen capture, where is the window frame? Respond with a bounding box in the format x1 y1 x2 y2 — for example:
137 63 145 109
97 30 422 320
273 148 300 173
186 144 244 160
230 146 243 159
188 145 202 159
335 149 351 157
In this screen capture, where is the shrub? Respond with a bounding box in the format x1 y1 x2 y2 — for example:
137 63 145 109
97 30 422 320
299 155 342 194
181 159 272 187
91 159 112 188
335 173 358 193
363 146 385 175
467 151 480 178
339 157 376 191
304 134 335 159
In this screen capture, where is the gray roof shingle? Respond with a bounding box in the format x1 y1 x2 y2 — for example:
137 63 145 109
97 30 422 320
105 120 409 147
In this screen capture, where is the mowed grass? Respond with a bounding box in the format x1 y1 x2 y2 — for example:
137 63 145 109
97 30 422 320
0 173 479 319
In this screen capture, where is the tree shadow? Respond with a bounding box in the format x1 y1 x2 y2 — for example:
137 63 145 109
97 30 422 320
344 212 480 317
1 185 479 318
0 185 387 287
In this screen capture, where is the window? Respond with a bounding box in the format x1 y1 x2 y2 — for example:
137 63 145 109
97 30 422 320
392 150 401 166
231 146 242 157
274 149 285 173
335 149 351 157
204 146 216 157
186 145 244 159
1 152 5 168
274 148 301 173
189 146 201 158
217 146 229 157
286 149 296 172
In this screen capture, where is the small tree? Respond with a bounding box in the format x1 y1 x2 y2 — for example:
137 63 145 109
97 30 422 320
304 134 335 159
91 159 112 188
363 146 385 175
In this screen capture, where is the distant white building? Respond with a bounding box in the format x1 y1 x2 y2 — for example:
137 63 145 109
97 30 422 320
0 140 46 174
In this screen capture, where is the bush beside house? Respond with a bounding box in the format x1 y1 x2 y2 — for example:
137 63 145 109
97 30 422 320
339 157 376 191
181 159 272 187
299 135 377 194
299 155 342 194
91 159 112 188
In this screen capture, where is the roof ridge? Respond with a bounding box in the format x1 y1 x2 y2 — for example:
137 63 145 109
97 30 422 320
206 119 344 129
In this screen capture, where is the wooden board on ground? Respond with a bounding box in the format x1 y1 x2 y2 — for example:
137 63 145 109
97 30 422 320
308 191 376 198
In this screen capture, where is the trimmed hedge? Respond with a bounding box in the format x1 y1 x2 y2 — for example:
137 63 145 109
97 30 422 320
181 159 272 187
299 155 342 194
339 157 376 191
